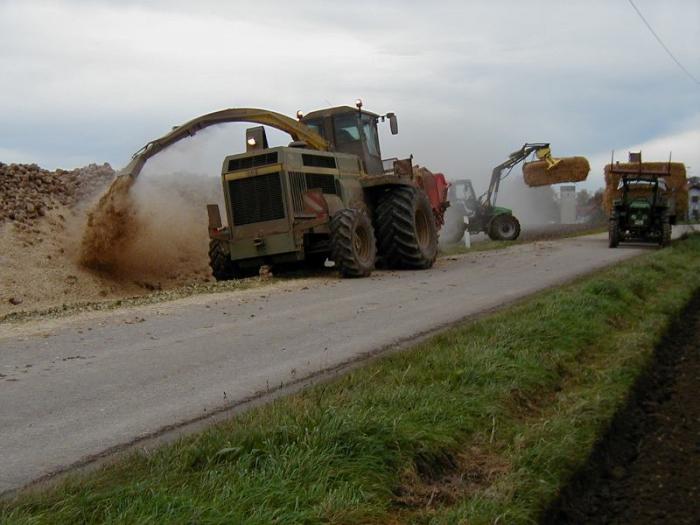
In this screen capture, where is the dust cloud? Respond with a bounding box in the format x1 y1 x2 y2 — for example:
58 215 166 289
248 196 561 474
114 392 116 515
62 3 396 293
79 175 137 269
78 171 225 286
78 125 246 282
499 175 560 226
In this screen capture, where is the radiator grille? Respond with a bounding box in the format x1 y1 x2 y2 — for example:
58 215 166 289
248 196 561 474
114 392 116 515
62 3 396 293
302 154 336 169
227 152 278 172
288 172 340 214
305 173 338 195
229 172 285 225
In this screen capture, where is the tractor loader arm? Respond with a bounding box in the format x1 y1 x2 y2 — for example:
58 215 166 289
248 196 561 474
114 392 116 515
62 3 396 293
121 107 329 179
483 143 554 208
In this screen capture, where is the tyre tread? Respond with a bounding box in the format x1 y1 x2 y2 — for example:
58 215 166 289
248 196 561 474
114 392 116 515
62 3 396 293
375 186 438 269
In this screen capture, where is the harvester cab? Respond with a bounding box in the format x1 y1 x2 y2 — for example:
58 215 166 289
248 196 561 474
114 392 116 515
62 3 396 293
299 100 398 176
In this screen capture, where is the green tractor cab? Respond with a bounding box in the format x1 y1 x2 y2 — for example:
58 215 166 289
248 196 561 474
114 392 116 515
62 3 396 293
609 175 671 248
444 179 520 242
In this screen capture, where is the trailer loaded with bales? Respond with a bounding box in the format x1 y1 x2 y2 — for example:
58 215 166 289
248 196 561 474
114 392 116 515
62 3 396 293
605 152 687 248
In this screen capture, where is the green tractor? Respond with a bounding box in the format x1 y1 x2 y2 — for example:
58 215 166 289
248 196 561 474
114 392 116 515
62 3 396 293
442 143 559 243
444 179 520 242
608 174 671 248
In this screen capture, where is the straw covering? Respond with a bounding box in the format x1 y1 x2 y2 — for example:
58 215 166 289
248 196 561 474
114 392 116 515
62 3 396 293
603 162 688 216
522 157 590 187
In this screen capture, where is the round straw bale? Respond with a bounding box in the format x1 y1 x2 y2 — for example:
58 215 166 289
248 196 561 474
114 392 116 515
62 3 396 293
523 156 590 187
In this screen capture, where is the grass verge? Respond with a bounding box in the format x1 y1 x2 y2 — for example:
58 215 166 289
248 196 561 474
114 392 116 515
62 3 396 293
3 235 700 524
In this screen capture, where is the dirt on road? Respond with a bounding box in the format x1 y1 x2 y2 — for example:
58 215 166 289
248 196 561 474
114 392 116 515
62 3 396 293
542 293 700 525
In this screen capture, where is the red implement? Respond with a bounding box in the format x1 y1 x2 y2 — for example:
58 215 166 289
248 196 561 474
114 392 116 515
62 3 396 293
414 168 450 228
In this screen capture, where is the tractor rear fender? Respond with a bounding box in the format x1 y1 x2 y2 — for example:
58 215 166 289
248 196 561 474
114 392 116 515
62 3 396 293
490 206 513 216
485 207 514 232
361 180 413 206
362 175 449 228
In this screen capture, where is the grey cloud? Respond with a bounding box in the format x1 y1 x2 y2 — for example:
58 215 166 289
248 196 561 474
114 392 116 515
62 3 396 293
0 0 698 188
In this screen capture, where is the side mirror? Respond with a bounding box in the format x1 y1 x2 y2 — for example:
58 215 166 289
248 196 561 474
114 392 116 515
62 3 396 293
387 113 398 135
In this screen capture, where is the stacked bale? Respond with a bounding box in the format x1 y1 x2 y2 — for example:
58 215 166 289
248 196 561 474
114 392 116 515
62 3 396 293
523 156 590 187
603 162 687 216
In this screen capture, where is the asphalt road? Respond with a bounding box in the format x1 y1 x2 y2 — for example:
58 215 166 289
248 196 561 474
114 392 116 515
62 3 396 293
0 232 672 494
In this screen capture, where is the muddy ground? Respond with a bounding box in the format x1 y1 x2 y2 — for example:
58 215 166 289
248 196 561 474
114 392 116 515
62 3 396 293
542 293 700 524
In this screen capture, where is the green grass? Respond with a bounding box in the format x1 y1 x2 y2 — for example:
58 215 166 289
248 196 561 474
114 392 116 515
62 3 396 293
4 235 700 524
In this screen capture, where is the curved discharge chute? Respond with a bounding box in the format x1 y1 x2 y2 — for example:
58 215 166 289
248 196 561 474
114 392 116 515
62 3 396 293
81 107 328 270
120 107 329 179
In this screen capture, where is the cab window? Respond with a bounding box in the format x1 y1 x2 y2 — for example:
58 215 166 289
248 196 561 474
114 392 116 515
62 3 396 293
304 119 325 139
361 116 380 157
333 114 361 144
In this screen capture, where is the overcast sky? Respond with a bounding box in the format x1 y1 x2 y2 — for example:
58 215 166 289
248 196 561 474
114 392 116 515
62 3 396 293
1 0 698 189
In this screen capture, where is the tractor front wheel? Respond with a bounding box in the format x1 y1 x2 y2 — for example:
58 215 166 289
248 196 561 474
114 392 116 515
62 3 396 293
209 239 256 280
488 214 521 241
375 186 438 269
660 216 672 247
608 218 620 248
330 208 376 278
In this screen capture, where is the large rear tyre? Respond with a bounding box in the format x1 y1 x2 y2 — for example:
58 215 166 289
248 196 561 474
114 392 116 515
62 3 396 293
330 208 376 278
608 218 620 248
488 214 521 241
209 239 255 280
375 186 438 269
